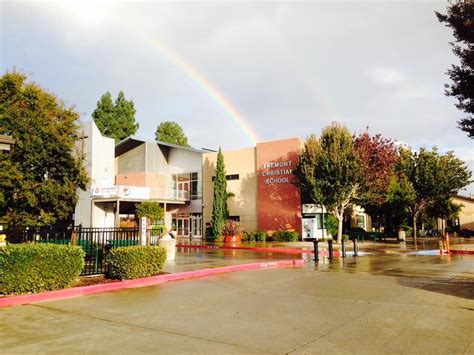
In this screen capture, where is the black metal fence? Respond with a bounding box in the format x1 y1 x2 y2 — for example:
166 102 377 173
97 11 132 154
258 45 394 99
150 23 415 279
3 226 139 276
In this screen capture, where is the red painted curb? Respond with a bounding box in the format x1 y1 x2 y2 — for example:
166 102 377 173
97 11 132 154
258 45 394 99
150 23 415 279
178 244 309 254
450 249 474 255
176 244 313 254
0 259 304 308
176 244 342 257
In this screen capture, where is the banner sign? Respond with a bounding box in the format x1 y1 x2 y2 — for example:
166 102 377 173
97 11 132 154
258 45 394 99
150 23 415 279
91 185 150 199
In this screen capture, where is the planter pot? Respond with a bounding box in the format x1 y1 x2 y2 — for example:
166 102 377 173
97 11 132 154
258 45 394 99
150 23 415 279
223 235 242 243
158 237 176 261
398 230 406 241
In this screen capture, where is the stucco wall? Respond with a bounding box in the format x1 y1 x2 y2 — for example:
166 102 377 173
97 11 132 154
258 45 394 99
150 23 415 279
74 121 115 227
453 196 474 230
202 147 257 232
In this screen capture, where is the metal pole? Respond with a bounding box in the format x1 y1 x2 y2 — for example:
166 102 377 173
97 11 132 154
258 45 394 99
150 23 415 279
313 239 319 262
353 238 358 257
328 239 334 260
342 238 346 257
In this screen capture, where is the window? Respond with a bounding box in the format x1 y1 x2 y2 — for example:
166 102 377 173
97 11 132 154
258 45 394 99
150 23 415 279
172 172 201 200
212 174 240 182
356 215 365 229
315 213 330 229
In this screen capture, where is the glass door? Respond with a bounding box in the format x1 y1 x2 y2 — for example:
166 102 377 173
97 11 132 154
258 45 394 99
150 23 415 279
175 217 189 237
190 214 202 238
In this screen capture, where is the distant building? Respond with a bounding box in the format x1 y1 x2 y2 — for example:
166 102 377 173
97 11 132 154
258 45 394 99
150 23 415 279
450 195 474 232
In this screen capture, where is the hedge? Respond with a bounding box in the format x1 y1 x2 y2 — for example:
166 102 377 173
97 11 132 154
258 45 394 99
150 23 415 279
0 243 85 295
242 231 267 242
106 245 167 280
272 231 299 242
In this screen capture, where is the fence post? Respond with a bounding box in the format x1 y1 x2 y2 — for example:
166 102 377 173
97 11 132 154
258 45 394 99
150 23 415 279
341 238 346 258
353 238 358 257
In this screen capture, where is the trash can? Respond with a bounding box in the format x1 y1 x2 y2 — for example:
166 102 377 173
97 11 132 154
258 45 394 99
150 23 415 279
398 229 406 241
158 232 176 261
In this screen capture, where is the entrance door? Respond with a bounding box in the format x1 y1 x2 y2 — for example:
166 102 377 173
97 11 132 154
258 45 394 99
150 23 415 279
190 214 202 239
176 217 189 237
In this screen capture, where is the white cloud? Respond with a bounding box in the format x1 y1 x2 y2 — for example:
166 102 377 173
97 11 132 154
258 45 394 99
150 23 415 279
369 67 407 86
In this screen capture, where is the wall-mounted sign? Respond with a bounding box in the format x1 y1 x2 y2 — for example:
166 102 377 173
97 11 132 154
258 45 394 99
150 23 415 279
261 160 293 184
91 185 150 199
91 186 118 198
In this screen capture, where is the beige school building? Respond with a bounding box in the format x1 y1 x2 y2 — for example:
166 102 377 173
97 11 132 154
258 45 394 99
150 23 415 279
74 121 473 239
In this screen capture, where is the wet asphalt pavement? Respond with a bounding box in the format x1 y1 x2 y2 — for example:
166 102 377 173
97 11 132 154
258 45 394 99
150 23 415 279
1 241 473 354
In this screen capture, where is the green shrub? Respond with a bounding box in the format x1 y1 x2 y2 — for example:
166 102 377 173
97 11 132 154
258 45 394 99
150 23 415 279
242 231 255 242
255 231 267 242
0 243 85 295
368 232 386 241
324 215 339 237
106 246 167 280
242 231 267 242
343 234 350 241
273 231 299 242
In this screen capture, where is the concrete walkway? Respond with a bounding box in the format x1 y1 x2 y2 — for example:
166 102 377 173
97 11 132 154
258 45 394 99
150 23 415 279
1 251 473 354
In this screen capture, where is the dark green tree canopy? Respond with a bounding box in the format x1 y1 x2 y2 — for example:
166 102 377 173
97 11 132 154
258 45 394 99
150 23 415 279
92 91 138 142
155 121 190 147
436 1 474 137
211 148 228 239
135 201 164 225
0 71 88 226
395 146 472 239
293 123 361 243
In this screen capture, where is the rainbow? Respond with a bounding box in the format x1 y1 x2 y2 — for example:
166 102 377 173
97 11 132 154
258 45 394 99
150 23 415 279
130 28 260 146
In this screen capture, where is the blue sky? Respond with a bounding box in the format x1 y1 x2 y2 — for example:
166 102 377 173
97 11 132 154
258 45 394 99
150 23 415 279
1 0 473 194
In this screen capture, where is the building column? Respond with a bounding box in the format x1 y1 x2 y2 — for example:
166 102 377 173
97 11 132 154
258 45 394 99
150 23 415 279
163 202 171 230
115 199 120 227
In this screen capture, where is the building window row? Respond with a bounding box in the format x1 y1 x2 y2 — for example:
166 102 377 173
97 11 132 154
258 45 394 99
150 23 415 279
172 172 201 200
212 174 239 182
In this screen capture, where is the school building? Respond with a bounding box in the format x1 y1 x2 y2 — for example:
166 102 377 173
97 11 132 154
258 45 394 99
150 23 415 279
74 122 372 239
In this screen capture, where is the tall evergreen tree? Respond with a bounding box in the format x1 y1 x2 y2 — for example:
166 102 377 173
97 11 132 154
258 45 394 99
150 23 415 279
0 71 88 226
92 91 138 142
155 121 190 147
211 148 228 239
436 1 474 137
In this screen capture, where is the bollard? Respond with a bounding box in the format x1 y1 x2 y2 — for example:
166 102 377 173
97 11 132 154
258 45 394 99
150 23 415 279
445 233 450 254
341 238 346 257
328 239 334 260
313 239 319 262
353 238 358 257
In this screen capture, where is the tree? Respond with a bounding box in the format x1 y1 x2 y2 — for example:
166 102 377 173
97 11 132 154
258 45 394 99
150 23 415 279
293 123 361 243
92 91 138 142
398 146 471 241
425 196 463 233
0 71 88 226
211 148 228 239
155 121 190 147
135 201 164 225
353 131 399 221
436 1 474 137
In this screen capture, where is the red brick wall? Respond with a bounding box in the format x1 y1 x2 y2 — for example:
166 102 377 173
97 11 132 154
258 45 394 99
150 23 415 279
256 138 302 237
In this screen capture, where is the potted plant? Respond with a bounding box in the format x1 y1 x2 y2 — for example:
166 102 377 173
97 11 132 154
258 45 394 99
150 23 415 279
222 220 242 243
